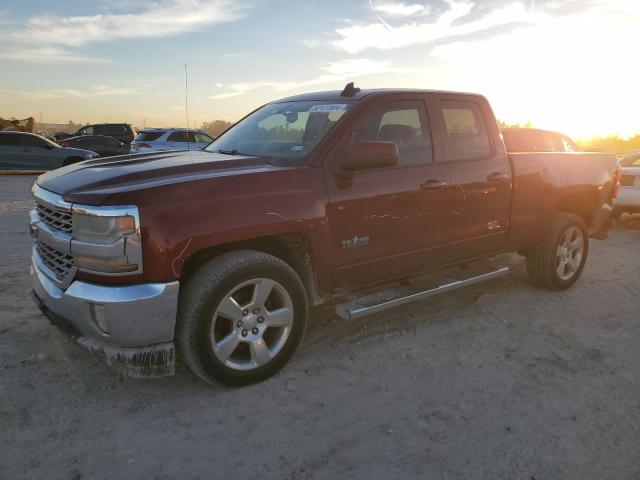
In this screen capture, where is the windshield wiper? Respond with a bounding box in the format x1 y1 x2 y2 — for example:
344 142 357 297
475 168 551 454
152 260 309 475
217 149 241 155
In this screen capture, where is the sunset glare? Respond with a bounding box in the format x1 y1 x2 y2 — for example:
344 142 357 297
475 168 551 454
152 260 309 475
1 0 638 140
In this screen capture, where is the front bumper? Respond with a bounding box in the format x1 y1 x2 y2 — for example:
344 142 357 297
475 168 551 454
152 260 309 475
31 255 180 377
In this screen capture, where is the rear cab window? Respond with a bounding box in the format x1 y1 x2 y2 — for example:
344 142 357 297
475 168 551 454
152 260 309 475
440 100 492 161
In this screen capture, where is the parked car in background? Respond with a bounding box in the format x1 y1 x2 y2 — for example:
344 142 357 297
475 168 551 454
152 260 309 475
130 128 213 153
55 123 136 145
613 151 640 217
58 135 129 157
502 127 578 153
0 132 98 170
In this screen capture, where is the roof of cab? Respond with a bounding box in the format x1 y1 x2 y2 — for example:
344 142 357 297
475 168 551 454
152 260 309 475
274 88 485 103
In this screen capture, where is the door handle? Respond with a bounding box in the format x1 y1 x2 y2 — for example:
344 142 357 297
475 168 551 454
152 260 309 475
421 179 448 190
487 171 509 182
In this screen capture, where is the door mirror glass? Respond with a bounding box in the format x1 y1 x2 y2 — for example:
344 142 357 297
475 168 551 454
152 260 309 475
343 141 398 171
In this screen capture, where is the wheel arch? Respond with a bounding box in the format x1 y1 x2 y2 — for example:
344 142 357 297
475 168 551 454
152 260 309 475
178 233 323 307
555 189 599 229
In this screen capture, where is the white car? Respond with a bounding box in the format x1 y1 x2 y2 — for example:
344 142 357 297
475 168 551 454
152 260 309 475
130 128 214 153
613 152 640 217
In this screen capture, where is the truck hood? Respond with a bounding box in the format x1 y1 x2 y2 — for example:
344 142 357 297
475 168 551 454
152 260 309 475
36 150 290 205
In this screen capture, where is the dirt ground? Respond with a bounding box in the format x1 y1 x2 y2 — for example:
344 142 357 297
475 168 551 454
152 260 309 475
1 175 639 480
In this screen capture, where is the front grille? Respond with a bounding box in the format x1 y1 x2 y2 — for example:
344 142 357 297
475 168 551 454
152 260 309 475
36 241 75 283
36 202 72 234
621 175 636 187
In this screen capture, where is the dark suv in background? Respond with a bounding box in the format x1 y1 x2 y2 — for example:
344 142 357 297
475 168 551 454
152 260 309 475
55 123 136 144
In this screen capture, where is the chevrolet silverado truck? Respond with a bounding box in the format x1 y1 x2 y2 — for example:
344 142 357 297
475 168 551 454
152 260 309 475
30 84 620 386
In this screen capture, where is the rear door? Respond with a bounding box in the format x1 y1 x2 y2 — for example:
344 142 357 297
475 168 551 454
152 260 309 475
324 96 452 288
433 95 512 261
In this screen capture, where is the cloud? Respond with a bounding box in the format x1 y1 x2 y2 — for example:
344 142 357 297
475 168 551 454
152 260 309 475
210 58 395 99
334 2 537 53
12 0 245 48
0 85 137 100
0 46 112 64
371 2 428 16
333 0 610 54
0 0 246 64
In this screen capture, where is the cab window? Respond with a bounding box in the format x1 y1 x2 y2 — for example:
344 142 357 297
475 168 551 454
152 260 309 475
440 101 491 161
350 101 432 166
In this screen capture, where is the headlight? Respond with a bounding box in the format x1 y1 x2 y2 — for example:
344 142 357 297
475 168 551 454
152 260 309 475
71 207 142 274
84 152 100 159
73 213 135 244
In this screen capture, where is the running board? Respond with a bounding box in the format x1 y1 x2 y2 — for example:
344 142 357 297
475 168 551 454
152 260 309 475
335 266 509 321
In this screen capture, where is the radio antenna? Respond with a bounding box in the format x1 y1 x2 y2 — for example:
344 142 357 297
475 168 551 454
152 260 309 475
184 63 193 159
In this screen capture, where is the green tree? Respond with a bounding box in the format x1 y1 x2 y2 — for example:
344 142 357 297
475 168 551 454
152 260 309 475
201 120 234 138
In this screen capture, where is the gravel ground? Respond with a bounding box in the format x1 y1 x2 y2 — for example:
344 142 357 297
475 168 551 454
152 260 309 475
1 175 639 480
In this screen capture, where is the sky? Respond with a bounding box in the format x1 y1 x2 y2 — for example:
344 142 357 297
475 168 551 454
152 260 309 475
0 0 638 139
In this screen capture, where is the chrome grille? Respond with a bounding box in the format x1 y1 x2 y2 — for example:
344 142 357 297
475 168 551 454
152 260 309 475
36 202 73 234
36 241 75 282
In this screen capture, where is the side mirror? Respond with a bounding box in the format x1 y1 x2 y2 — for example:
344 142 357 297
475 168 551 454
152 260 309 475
342 141 398 171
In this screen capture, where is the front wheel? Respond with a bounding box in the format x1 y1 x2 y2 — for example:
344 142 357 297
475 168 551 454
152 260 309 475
526 213 589 290
177 250 308 386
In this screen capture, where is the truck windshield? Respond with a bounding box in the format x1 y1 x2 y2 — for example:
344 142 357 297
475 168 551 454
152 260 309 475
205 101 353 158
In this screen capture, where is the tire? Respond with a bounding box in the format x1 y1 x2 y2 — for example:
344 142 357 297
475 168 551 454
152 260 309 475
526 212 589 290
176 250 308 386
63 156 83 166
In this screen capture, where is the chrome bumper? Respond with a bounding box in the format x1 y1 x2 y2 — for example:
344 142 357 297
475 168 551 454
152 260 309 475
31 253 180 377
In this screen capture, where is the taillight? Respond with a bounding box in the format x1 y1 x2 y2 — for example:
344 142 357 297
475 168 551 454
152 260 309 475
136 143 151 148
59 140 70 147
612 165 622 198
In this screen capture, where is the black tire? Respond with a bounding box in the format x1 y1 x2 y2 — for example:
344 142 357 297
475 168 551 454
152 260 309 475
526 212 589 290
63 156 83 166
176 250 308 386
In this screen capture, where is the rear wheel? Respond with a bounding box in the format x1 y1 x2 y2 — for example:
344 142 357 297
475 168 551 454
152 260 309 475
526 213 589 290
177 250 307 386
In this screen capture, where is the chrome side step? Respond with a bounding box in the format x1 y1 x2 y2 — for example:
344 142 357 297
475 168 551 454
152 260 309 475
335 266 509 320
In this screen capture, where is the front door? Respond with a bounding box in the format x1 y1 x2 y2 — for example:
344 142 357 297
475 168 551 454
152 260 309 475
324 98 452 289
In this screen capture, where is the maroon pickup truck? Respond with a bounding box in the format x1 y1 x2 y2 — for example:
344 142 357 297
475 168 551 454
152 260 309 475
30 84 620 385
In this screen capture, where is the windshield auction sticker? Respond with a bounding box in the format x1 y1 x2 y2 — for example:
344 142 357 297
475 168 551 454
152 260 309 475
309 104 348 113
